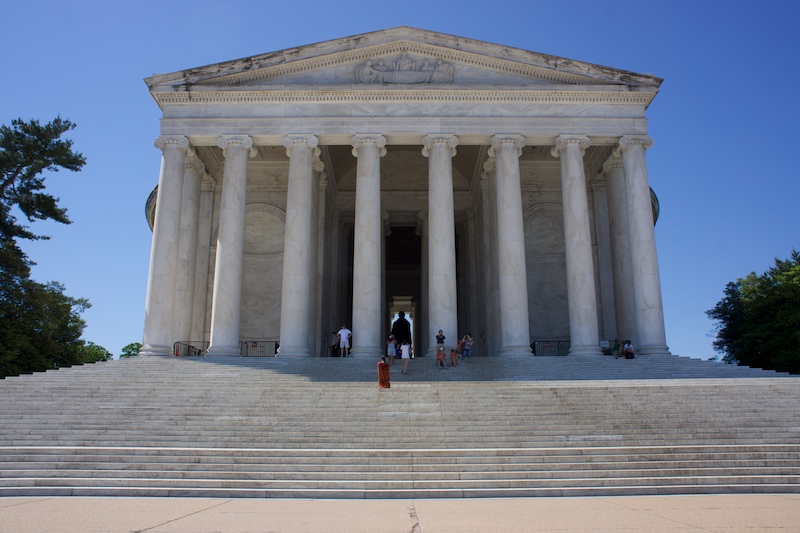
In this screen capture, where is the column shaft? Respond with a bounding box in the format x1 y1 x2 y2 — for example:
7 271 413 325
490 135 531 356
278 135 318 356
618 136 670 355
416 210 429 352
172 156 204 344
207 136 254 356
141 136 189 356
423 135 459 355
349 135 386 358
603 157 637 342
553 135 602 355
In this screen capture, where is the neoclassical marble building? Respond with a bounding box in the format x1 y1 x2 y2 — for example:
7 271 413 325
141 27 670 359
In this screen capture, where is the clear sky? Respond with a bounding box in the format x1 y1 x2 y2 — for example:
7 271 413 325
2 0 798 359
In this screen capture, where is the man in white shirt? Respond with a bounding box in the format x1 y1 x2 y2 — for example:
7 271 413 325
337 324 352 357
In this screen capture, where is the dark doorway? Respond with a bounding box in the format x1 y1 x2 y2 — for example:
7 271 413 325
385 227 422 347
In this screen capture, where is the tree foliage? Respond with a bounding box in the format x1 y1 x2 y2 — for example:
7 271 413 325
0 117 92 378
0 280 90 376
79 341 113 363
121 342 142 358
707 250 800 374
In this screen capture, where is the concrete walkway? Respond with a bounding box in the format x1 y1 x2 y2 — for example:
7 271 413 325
1 495 799 532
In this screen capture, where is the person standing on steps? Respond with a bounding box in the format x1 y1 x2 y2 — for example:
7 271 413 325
436 329 447 369
391 311 412 348
386 333 396 365
329 331 340 357
400 340 411 374
337 324 352 357
460 333 474 362
378 356 391 388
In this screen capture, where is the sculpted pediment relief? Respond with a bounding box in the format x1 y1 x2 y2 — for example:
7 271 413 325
194 47 573 88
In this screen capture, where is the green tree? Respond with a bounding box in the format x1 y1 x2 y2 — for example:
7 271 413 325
707 250 800 374
0 280 90 376
0 117 89 378
78 341 113 363
0 117 85 242
120 342 142 358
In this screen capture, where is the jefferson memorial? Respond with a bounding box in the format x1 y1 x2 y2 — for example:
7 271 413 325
140 27 670 359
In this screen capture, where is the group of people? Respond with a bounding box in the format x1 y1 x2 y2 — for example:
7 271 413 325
379 327 475 388
611 338 635 359
435 330 473 369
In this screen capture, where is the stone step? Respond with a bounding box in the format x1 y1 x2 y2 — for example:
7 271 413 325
0 354 797 498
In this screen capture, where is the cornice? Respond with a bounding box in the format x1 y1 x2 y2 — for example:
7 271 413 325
152 88 655 108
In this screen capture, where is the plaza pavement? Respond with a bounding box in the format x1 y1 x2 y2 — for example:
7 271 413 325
0 494 799 532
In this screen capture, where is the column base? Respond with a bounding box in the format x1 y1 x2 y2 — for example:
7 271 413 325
498 345 534 357
275 345 311 357
635 344 671 356
139 344 172 357
349 347 382 359
206 345 241 357
568 345 604 356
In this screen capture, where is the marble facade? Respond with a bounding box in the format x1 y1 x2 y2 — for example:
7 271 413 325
141 27 670 358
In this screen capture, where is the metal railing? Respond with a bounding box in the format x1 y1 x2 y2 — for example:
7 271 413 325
173 341 209 357
531 341 570 356
240 340 279 357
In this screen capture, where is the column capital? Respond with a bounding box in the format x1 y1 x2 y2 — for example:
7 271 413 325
200 174 216 192
602 155 625 174
351 134 387 157
551 135 590 158
481 157 496 179
283 134 320 158
614 135 654 157
382 210 391 236
416 209 428 236
218 135 256 158
488 134 525 157
421 134 458 157
154 135 189 151
184 156 205 175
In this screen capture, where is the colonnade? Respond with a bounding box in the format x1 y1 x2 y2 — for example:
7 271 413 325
140 132 669 358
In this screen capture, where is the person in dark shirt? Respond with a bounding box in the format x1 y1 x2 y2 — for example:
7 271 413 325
390 311 412 346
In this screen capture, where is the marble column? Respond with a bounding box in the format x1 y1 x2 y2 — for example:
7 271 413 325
422 134 459 355
616 136 670 355
416 210 429 352
172 154 204 344
328 208 342 333
141 135 189 356
312 160 326 356
603 156 636 343
278 135 319 357
489 135 531 356
207 136 255 356
190 174 216 343
591 181 615 341
552 135 602 356
480 159 500 356
349 134 386 358
465 209 479 347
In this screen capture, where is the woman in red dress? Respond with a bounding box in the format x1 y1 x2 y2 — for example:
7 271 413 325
378 356 391 388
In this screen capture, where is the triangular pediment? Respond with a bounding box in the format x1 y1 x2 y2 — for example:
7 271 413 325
146 27 661 91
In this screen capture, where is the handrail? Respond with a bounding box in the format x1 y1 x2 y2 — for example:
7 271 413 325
531 341 570 356
173 341 209 357
240 340 279 357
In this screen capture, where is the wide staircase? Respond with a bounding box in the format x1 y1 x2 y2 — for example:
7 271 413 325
0 353 798 498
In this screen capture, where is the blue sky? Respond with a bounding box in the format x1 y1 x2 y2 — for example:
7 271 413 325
2 1 798 359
